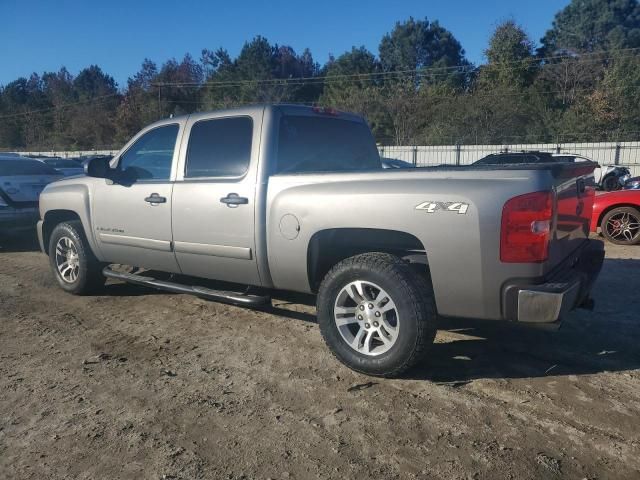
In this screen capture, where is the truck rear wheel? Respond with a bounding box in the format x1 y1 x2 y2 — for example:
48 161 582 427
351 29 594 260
317 253 437 377
48 221 105 294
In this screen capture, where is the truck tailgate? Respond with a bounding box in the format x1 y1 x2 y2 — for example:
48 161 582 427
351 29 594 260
547 163 597 270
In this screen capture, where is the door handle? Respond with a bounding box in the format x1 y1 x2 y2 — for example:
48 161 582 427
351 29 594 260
220 193 248 208
144 193 166 204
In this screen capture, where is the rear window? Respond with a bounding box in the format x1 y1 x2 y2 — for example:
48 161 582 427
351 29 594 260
0 159 60 176
276 115 381 174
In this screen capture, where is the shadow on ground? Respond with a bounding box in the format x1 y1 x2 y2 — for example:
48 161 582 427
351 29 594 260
409 257 640 382
0 230 40 252
91 256 640 382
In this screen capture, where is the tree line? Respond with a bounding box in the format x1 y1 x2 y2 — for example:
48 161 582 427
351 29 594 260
1 0 640 150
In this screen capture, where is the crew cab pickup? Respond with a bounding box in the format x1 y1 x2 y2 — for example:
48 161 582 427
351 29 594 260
37 105 604 377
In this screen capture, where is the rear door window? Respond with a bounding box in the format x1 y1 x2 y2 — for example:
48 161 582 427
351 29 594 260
276 115 381 174
185 117 253 178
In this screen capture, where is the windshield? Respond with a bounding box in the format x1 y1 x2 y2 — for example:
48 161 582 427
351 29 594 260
276 115 381 174
0 159 61 176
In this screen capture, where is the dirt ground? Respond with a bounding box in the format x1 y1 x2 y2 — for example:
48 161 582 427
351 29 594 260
0 234 639 480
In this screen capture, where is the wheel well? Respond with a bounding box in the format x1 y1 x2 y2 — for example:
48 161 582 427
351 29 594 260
42 210 82 254
307 228 428 292
597 203 640 228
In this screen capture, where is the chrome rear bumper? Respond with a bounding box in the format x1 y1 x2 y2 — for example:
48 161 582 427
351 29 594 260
503 239 605 326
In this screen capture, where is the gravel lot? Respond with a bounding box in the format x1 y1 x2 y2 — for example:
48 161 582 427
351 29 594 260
1 233 639 479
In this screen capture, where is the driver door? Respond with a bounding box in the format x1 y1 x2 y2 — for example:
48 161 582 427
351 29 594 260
92 122 184 273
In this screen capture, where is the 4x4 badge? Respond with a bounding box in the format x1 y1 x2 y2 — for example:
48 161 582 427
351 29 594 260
415 201 469 214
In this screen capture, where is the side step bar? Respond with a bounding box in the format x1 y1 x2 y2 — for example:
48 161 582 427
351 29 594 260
102 267 271 307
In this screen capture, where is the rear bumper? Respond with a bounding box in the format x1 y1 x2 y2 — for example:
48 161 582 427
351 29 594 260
503 239 605 325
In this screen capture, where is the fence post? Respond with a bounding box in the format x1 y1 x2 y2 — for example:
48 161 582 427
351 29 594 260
412 146 418 166
455 144 461 166
614 143 621 165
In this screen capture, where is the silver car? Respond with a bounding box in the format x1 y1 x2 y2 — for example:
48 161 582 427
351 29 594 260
0 156 63 235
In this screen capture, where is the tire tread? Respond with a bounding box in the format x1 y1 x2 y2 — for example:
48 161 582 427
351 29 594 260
317 252 437 377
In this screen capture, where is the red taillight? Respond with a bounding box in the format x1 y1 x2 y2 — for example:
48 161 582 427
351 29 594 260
500 191 553 263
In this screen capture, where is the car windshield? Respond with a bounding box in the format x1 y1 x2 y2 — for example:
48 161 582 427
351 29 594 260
43 159 81 168
276 115 381 174
0 159 60 176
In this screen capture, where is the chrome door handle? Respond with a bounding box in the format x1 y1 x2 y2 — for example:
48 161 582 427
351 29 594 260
220 193 248 208
144 193 166 204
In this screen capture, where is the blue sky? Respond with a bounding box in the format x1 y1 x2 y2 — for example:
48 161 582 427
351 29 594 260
0 0 570 88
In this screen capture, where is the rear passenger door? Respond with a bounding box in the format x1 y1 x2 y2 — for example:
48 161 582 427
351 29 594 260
171 113 262 285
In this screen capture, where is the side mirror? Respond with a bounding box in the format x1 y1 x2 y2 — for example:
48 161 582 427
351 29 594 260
85 157 112 178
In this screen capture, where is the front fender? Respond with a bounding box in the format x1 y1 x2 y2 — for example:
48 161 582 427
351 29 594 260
39 179 104 260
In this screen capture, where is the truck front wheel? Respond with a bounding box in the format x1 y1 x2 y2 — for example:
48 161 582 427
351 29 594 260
48 221 105 295
317 253 437 377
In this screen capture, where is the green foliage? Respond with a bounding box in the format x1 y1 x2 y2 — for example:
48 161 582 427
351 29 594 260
480 20 538 88
541 0 640 54
1 5 640 150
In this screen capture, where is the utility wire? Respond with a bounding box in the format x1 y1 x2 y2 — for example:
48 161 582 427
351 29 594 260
2 47 640 120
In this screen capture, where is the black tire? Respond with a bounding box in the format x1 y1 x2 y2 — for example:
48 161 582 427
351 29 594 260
48 221 106 294
601 206 640 245
317 253 437 378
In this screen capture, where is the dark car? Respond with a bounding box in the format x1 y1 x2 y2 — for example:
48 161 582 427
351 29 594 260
38 158 85 177
473 151 564 165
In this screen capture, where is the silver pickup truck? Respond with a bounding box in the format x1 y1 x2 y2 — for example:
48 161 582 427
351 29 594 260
37 105 604 377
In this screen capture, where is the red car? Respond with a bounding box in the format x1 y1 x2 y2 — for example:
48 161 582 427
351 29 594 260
591 190 640 245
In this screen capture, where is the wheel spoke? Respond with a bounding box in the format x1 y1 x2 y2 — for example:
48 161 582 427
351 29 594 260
351 327 366 350
624 229 633 241
380 317 397 334
380 299 397 314
378 327 393 346
57 261 69 273
362 330 374 354
334 306 356 315
346 281 366 303
336 315 358 327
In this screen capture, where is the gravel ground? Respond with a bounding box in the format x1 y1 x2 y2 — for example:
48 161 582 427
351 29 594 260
0 233 639 480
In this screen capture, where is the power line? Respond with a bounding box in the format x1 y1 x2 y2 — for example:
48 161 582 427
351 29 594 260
1 47 639 120
151 47 640 88
0 93 120 120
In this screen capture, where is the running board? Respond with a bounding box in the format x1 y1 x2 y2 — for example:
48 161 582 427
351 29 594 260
102 267 271 306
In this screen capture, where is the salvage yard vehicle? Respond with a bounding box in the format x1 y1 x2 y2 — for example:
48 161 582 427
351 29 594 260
0 155 63 236
37 105 604 377
37 157 85 177
591 189 640 245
